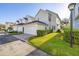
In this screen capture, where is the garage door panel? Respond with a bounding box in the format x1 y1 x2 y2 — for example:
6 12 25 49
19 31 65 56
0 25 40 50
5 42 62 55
24 25 37 35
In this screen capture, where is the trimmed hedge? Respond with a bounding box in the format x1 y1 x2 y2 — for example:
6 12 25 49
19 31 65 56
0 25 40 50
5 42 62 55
8 31 23 35
64 28 79 45
37 30 53 37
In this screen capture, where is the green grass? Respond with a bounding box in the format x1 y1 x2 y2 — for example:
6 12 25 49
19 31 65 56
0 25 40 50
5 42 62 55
29 33 79 56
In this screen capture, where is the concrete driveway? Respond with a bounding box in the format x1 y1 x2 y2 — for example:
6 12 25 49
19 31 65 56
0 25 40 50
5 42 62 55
0 33 36 56
13 34 49 56
13 34 33 42
0 33 49 56
0 40 36 56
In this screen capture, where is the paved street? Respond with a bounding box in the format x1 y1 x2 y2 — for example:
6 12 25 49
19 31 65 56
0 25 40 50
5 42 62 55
0 35 19 45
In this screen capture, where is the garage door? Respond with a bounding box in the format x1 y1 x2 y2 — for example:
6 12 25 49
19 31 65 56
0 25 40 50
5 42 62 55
24 24 37 35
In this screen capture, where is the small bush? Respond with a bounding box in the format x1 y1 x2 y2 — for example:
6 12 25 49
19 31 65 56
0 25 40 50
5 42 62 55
37 30 47 36
57 29 61 33
8 31 23 35
37 29 53 37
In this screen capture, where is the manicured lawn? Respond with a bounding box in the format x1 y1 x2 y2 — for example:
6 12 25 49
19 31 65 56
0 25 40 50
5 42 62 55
29 33 79 56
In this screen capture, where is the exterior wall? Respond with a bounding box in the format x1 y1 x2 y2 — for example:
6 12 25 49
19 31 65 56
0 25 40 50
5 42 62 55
13 25 17 31
35 9 49 24
37 23 48 30
56 17 61 30
48 13 58 31
73 3 79 29
74 4 79 18
17 25 24 32
35 9 61 32
17 22 47 35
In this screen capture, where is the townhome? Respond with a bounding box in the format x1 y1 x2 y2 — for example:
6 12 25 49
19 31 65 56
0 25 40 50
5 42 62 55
35 9 61 32
15 9 61 35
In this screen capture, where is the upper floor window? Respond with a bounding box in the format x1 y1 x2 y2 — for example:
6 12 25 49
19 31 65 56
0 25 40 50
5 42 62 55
48 13 52 22
24 17 28 21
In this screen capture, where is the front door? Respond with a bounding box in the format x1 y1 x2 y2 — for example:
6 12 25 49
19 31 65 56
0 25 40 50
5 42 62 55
23 27 24 33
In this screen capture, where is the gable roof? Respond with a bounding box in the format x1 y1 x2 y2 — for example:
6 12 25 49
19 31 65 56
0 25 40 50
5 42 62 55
35 9 46 18
46 10 61 21
35 9 61 21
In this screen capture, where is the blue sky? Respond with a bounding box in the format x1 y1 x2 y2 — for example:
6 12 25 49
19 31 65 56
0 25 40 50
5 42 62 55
0 3 70 24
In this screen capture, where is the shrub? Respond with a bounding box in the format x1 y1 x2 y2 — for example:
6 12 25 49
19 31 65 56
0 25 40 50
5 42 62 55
8 31 23 35
64 28 79 45
37 30 47 36
37 29 53 37
57 29 62 33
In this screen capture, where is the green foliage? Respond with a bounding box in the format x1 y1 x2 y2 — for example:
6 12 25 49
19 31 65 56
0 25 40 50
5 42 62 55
37 30 47 36
8 27 13 31
8 31 23 35
64 28 79 45
56 29 62 33
37 29 53 37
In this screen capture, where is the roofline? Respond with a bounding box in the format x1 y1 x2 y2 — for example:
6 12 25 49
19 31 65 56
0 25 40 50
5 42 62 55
35 9 61 21
46 10 61 21
35 9 45 18
17 20 48 26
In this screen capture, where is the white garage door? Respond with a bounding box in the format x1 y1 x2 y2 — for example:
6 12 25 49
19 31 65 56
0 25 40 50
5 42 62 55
24 24 37 35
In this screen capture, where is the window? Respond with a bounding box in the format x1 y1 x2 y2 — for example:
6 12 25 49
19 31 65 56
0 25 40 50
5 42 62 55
24 17 28 20
53 26 55 30
57 24 59 26
48 13 52 22
78 7 79 13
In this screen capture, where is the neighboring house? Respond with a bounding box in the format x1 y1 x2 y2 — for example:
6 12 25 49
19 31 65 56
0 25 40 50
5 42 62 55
15 9 61 35
70 3 79 29
0 24 5 31
5 22 16 31
35 9 61 31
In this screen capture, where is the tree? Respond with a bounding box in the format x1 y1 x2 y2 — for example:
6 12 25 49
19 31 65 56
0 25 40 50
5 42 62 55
7 27 13 32
62 18 70 25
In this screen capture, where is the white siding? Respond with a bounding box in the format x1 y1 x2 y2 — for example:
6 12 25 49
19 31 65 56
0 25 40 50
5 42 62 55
37 23 47 30
73 3 79 29
35 9 49 24
35 9 61 32
23 23 37 35
17 25 24 32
